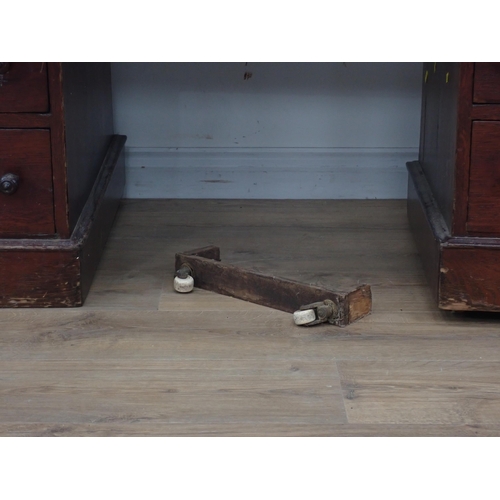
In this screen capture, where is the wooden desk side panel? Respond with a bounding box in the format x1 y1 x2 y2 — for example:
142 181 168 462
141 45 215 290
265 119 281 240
406 162 443 303
418 63 466 233
61 63 115 235
78 136 126 302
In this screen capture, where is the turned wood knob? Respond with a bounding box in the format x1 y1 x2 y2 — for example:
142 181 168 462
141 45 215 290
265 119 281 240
0 173 20 195
0 63 10 75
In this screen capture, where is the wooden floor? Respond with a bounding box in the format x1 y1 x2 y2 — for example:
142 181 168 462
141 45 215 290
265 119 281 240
2 199 500 436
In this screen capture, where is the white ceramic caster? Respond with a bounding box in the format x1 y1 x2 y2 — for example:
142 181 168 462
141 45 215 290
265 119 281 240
293 308 316 326
174 275 194 293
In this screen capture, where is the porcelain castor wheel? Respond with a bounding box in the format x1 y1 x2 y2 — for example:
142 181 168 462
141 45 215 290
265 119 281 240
174 265 195 293
293 308 317 326
174 275 194 293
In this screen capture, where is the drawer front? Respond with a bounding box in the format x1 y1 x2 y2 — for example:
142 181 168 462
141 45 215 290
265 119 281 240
473 63 500 104
0 129 55 236
0 63 49 113
467 121 500 234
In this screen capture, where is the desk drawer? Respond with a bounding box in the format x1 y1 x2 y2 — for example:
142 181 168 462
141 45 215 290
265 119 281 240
467 121 500 234
0 63 49 113
0 129 55 236
473 63 500 104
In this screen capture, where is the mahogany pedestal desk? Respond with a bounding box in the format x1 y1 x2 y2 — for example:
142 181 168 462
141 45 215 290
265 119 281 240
407 62 500 311
3 62 500 311
0 63 126 307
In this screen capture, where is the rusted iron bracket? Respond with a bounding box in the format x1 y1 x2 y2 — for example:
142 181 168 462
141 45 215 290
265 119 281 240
174 246 371 327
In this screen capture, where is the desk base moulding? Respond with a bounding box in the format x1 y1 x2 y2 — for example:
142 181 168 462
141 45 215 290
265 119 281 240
0 135 125 307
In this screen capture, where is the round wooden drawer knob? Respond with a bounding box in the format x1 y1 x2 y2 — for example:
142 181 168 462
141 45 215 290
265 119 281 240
0 173 20 195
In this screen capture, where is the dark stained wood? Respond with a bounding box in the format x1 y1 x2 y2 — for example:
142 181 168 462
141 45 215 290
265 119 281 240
471 104 500 120
436 63 461 232
0 63 123 307
0 135 126 307
417 62 467 233
61 63 115 235
418 63 440 212
175 246 371 326
440 246 500 311
47 62 70 238
407 161 500 312
467 121 500 234
407 62 500 311
406 161 447 302
0 249 81 307
0 114 51 128
452 62 474 235
0 62 49 113
473 62 500 103
45 63 116 239
0 129 55 236
77 135 126 302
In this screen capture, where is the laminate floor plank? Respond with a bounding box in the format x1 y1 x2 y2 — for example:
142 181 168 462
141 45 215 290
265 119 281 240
2 310 500 365
112 199 411 233
0 359 346 426
82 239 167 310
1 423 499 437
338 360 500 425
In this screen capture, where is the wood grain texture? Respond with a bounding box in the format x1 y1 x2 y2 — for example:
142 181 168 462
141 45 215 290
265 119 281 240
61 63 114 234
0 135 126 307
3 200 500 436
47 63 116 238
0 114 51 128
338 359 500 425
467 121 500 234
451 62 474 235
0 359 346 425
473 62 500 103
439 247 500 311
418 62 462 232
0 129 55 236
76 135 126 302
407 160 500 311
0 62 49 113
46 62 70 237
0 250 80 307
436 62 461 232
0 423 498 437
406 161 445 302
471 104 500 120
